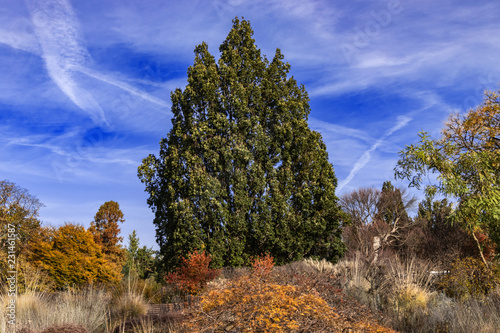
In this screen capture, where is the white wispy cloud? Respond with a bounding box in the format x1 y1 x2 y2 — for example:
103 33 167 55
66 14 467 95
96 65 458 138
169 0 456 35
0 0 172 129
25 0 108 126
0 27 39 54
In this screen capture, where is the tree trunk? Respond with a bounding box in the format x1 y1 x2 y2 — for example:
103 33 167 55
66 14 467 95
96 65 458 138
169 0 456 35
472 231 488 267
372 236 381 263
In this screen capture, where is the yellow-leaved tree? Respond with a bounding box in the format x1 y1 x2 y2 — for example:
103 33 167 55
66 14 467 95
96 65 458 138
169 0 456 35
29 223 121 289
395 90 500 264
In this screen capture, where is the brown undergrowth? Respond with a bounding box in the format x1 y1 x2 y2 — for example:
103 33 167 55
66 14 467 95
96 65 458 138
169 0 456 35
178 254 396 332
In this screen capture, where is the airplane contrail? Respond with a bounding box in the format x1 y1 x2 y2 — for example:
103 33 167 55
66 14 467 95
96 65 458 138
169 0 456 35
25 0 109 126
76 67 170 108
19 0 169 127
337 115 412 192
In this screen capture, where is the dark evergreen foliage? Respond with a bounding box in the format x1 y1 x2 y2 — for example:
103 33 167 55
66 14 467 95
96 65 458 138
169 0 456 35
138 18 344 271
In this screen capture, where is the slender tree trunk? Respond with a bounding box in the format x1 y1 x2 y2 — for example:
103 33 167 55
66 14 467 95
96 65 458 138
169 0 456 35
472 231 488 267
372 236 381 263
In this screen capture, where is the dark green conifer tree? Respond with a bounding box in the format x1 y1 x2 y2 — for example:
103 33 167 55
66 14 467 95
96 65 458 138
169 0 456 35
138 18 344 271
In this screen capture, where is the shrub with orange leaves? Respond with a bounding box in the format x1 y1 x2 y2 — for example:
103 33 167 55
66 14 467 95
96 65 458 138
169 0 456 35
250 253 274 277
165 249 220 295
182 255 348 332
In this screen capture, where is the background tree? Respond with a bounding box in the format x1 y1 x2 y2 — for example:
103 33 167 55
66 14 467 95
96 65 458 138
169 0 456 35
409 196 487 266
339 182 416 261
29 223 121 289
138 18 344 271
373 181 417 256
123 230 156 279
395 90 500 263
339 187 380 257
0 180 43 255
89 201 126 266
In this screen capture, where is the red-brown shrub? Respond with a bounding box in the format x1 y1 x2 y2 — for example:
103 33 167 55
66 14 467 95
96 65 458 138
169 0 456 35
165 249 220 295
250 253 274 278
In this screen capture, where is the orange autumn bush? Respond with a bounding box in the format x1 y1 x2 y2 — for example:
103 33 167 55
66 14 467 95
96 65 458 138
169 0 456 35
182 255 348 332
165 249 220 295
250 253 274 277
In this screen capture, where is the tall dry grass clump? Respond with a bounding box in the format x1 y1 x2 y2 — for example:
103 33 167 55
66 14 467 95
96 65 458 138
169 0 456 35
301 257 337 274
1 268 109 332
2 287 109 333
384 258 436 330
1 269 163 333
107 274 152 333
322 252 500 332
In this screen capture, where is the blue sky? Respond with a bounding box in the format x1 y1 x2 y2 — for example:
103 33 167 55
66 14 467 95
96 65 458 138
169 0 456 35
1 0 499 250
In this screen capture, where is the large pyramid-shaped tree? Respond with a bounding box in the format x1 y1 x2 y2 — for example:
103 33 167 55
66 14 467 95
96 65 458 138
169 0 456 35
138 18 344 271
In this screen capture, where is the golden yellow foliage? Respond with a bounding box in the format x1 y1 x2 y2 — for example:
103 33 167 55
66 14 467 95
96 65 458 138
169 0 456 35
184 274 343 332
29 224 122 289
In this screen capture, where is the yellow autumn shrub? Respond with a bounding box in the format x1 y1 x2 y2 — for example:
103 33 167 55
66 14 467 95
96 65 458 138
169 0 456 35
182 255 346 332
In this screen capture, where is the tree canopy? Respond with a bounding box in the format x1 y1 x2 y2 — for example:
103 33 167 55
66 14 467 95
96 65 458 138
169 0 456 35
123 230 156 279
0 180 43 257
395 90 500 261
89 201 126 265
339 182 416 260
29 223 121 289
138 18 344 270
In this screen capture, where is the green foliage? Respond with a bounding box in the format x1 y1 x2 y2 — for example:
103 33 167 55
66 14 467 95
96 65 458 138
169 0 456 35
376 181 412 227
138 17 344 271
165 249 220 295
395 90 500 258
437 257 500 300
123 230 156 279
29 223 122 289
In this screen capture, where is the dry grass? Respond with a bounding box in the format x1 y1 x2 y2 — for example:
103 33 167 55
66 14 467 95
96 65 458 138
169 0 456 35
2 257 499 332
0 287 109 333
22 323 90 333
321 253 500 333
0 272 155 333
301 257 338 274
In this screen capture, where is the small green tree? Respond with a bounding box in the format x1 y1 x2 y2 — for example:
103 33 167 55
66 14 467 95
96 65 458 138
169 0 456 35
395 90 500 263
138 18 344 271
373 181 416 252
124 230 155 279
